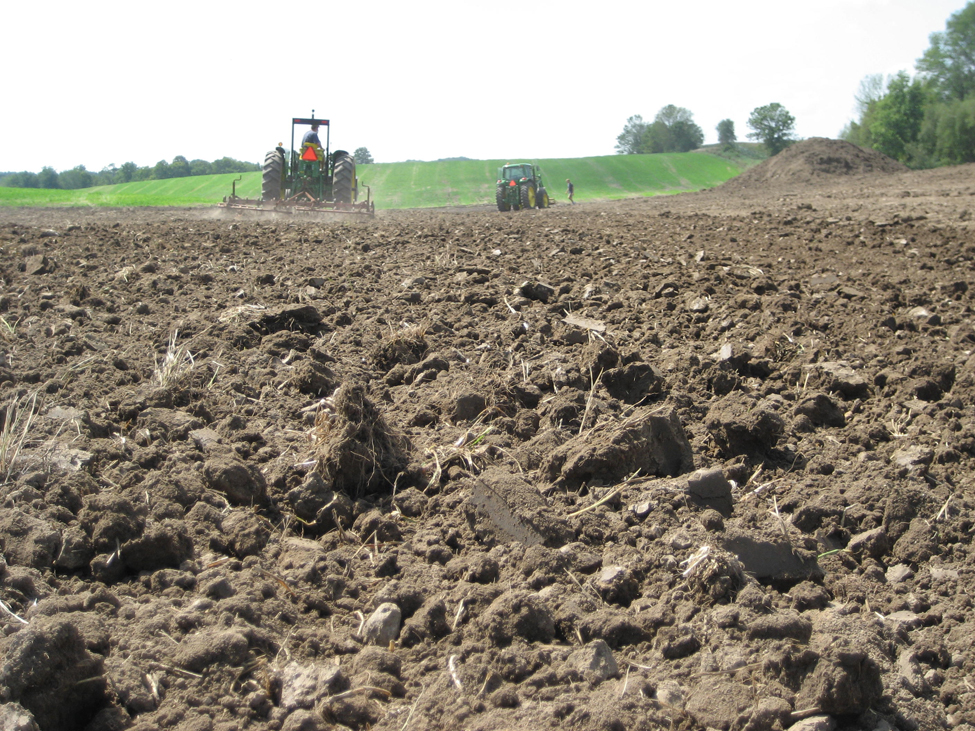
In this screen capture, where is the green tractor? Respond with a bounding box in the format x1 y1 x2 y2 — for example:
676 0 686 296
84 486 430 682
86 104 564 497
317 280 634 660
220 111 374 216
495 162 550 212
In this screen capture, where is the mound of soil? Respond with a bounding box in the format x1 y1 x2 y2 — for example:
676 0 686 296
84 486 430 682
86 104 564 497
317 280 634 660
721 137 909 193
0 159 974 731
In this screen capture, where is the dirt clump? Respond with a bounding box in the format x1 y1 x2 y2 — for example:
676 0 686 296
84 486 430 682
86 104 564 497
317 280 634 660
0 147 973 730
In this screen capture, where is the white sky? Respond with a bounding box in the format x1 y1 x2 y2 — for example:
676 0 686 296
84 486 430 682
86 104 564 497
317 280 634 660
2 0 969 172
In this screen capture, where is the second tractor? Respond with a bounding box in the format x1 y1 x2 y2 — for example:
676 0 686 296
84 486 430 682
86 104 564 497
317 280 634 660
496 163 550 211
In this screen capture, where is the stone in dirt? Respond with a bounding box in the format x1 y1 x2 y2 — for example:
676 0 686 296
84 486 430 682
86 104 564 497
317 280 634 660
362 602 402 646
467 469 569 547
720 526 823 583
684 466 734 514
279 661 346 711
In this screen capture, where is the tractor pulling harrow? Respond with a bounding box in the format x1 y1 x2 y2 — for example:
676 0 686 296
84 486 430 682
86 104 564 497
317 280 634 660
220 112 374 216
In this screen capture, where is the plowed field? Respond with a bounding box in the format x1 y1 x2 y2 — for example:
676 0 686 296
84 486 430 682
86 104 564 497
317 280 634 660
1 138 974 731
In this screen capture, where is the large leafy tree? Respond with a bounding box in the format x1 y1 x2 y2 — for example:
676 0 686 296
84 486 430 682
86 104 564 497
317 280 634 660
96 164 118 186
855 73 887 117
617 107 703 154
747 103 796 155
615 115 649 154
190 159 213 176
917 2 975 102
353 147 374 164
844 3 975 167
861 71 928 163
152 160 172 180
917 97 975 164
38 167 59 189
169 156 191 178
649 106 704 152
716 119 737 149
116 162 138 183
59 165 92 190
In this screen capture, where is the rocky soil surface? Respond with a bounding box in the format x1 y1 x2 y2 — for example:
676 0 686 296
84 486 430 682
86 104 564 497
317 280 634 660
0 138 974 731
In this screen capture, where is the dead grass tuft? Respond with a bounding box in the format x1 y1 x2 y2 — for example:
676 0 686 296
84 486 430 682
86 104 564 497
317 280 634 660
312 382 410 496
371 322 428 371
152 330 196 390
0 390 39 484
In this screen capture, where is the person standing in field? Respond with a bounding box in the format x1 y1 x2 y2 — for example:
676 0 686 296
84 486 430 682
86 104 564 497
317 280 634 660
566 179 574 204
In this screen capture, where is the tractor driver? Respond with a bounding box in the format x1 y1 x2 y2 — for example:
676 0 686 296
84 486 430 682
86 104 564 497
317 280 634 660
302 123 322 147
301 123 326 168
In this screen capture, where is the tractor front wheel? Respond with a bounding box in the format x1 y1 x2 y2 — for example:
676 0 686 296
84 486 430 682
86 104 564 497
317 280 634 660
332 153 356 205
496 185 510 212
520 184 536 210
261 149 284 202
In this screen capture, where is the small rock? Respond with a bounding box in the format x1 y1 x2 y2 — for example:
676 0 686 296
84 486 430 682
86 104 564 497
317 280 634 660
685 467 733 514
847 527 890 560
886 564 914 583
279 661 346 711
929 567 960 582
564 639 618 683
686 296 710 313
655 680 685 708
0 703 39 731
362 602 402 646
884 610 922 630
788 716 837 731
897 650 930 695
25 255 53 275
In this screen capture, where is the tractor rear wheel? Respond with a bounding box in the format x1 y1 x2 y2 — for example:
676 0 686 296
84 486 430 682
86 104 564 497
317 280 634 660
261 150 284 202
520 184 536 210
332 153 355 205
496 185 510 212
537 187 549 208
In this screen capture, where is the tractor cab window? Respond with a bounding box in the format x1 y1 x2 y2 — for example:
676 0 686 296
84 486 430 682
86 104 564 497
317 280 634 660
505 166 527 180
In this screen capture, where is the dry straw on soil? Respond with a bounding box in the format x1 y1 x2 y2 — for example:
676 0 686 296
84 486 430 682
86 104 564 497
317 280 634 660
312 382 410 496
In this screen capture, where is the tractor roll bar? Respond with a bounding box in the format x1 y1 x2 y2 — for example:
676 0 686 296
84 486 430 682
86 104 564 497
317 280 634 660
290 112 331 164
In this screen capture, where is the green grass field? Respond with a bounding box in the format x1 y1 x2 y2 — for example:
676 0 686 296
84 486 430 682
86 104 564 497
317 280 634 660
0 149 762 210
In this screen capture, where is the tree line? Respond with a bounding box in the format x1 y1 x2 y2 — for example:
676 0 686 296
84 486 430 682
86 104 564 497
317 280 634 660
0 156 260 190
616 103 796 157
842 1 975 168
0 147 379 190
